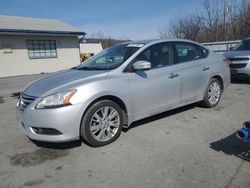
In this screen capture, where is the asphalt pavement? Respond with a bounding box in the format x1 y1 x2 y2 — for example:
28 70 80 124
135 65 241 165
0 74 48 97
0 77 250 188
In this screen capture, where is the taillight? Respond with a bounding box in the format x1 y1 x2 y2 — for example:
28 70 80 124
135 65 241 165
223 58 230 66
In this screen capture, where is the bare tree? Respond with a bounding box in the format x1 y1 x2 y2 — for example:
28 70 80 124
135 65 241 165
100 37 129 49
96 30 104 39
181 15 203 41
237 0 250 38
159 0 250 42
227 0 241 39
201 0 225 41
225 0 250 40
159 14 203 41
89 30 104 39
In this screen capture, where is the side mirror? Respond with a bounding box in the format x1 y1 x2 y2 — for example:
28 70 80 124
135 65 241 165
229 47 233 51
133 61 151 71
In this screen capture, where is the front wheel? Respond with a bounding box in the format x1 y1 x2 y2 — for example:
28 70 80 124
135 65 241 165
201 78 222 108
81 100 123 147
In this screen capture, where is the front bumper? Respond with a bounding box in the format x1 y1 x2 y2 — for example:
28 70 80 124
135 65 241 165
230 62 250 77
16 99 85 142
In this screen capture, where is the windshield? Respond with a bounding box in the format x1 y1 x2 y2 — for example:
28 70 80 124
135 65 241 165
75 44 140 70
231 39 250 51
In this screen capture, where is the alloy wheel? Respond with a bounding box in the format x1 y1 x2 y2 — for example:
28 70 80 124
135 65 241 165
90 106 120 142
207 81 221 105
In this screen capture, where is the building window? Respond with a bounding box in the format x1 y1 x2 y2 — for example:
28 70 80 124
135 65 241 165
27 40 57 59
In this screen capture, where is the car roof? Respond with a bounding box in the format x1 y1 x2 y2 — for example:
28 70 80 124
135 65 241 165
119 39 204 46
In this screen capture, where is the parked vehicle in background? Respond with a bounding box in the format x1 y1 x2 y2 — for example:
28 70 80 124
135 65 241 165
80 53 94 62
224 38 250 78
16 39 230 147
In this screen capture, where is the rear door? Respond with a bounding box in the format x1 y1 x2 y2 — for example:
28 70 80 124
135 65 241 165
173 42 210 104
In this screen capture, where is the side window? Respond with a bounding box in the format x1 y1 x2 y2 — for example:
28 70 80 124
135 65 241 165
134 43 174 69
175 43 202 63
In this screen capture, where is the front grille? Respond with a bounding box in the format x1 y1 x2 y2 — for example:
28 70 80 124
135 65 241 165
228 57 249 61
229 63 247 68
19 93 37 111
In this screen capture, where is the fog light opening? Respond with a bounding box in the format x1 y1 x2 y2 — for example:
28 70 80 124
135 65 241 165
31 127 62 135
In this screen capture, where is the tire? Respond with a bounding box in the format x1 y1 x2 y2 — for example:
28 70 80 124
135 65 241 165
81 100 123 147
201 78 222 108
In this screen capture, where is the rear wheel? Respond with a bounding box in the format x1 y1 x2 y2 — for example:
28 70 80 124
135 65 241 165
81 100 123 147
201 78 222 108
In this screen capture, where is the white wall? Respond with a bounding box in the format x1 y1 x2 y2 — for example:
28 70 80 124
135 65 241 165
0 34 81 77
203 40 240 54
80 43 103 55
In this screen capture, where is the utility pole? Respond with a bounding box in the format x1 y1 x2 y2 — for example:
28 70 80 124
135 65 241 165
223 0 230 51
223 0 229 42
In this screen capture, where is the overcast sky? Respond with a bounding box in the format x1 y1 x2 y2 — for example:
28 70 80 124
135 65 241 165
0 0 203 40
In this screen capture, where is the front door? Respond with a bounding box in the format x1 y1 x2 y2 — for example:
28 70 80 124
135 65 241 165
127 42 181 120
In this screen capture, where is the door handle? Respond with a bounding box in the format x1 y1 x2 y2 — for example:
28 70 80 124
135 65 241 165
202 67 210 71
169 73 179 79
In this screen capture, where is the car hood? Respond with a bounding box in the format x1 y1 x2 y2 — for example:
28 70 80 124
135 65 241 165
224 50 250 58
23 69 108 97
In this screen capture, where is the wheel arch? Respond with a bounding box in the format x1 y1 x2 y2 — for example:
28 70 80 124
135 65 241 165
80 95 129 131
202 74 224 101
211 75 224 91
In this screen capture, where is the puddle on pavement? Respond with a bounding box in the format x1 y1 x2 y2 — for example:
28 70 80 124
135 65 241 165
23 179 45 187
10 148 69 167
55 165 63 171
23 179 44 187
0 97 4 104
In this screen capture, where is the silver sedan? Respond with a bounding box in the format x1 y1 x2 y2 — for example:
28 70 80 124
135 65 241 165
16 39 230 147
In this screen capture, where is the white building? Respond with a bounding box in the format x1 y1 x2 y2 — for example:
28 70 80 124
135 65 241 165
80 38 103 56
0 15 86 77
203 40 240 54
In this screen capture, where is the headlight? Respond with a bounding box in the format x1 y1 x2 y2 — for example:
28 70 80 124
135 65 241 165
35 89 77 109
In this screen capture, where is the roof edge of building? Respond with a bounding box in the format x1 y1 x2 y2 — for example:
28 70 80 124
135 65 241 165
0 29 86 36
